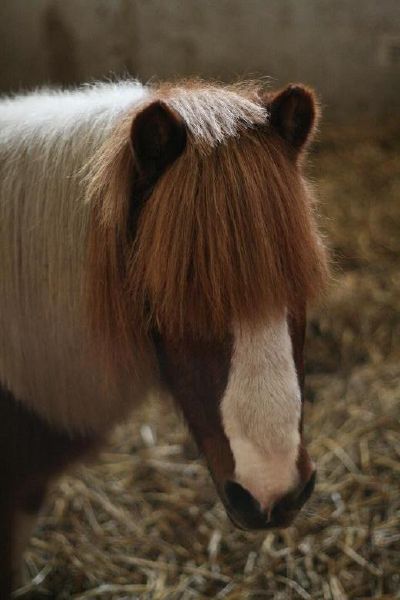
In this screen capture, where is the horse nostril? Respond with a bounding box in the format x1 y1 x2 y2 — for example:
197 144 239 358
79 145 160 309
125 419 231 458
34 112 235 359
274 470 317 515
295 470 317 508
223 472 317 531
224 480 270 530
224 480 261 515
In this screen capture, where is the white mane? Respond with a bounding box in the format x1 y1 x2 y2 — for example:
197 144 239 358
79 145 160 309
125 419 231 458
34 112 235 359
0 81 151 432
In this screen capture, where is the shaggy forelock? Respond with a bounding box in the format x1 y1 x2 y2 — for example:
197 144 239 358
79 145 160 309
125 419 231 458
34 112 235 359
86 81 328 367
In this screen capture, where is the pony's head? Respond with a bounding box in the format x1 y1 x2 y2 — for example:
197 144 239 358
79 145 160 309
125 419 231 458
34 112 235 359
87 81 329 530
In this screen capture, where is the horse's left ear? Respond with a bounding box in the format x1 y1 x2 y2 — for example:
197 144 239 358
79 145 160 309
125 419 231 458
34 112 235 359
268 84 319 153
130 100 187 182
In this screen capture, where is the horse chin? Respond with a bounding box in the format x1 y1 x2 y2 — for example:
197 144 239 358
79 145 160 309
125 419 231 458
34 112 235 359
223 495 301 532
225 508 273 532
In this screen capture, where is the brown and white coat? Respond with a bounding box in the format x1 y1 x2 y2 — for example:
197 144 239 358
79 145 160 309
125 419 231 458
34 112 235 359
0 80 328 595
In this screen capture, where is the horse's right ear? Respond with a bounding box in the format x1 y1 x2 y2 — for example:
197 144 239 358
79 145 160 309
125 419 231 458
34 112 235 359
130 100 187 183
267 84 319 154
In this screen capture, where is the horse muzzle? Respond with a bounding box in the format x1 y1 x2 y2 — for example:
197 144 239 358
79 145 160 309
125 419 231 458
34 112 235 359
221 470 316 531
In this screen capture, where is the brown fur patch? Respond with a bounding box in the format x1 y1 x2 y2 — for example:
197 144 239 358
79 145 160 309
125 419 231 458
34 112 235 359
288 308 307 404
154 333 235 491
86 82 329 369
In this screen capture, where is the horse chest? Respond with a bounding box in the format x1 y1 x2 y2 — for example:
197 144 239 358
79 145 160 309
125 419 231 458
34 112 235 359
0 185 147 434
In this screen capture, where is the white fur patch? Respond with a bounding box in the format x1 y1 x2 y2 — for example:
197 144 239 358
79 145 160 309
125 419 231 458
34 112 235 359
221 318 301 510
0 82 153 433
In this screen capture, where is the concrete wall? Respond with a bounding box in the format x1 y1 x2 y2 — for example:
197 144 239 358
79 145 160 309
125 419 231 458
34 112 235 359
0 0 399 121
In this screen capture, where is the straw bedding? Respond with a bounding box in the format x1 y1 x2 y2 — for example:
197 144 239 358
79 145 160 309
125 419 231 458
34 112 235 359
16 122 400 599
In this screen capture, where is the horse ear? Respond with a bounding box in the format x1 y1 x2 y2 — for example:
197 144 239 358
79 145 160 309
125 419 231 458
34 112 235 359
130 100 187 182
268 84 319 153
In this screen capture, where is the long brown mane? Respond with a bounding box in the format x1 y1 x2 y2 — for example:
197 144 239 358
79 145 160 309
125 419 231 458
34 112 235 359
86 81 328 367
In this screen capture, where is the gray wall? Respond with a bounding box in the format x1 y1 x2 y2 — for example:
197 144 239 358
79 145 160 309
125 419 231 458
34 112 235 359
1 0 399 121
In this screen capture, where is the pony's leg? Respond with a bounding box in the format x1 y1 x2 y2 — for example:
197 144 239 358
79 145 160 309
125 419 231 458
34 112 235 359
12 511 39 587
0 387 99 597
0 501 13 600
0 484 47 598
11 485 47 590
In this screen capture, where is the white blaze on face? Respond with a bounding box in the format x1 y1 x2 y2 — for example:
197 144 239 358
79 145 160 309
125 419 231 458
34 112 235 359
221 317 302 510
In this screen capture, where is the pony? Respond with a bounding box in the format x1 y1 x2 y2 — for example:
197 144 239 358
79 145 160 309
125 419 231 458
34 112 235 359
0 79 328 596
